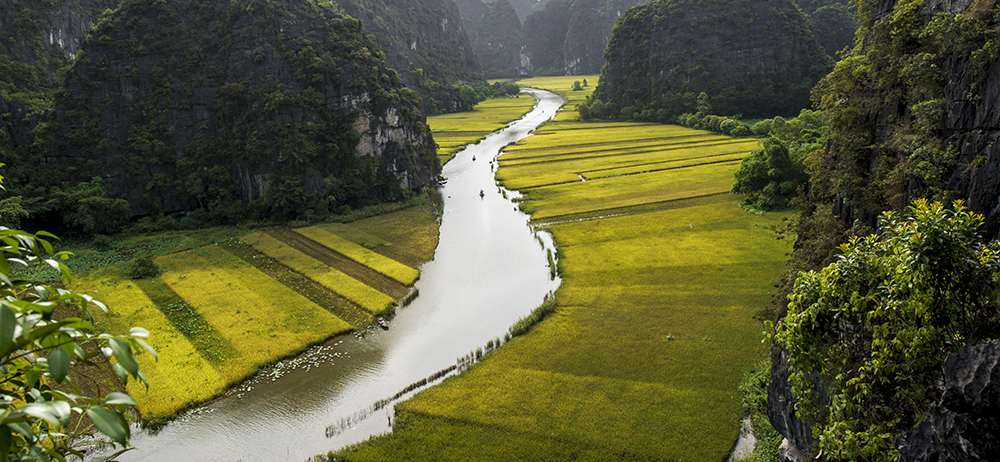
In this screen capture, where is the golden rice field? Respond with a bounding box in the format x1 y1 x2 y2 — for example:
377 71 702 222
292 227 420 286
242 230 397 314
335 76 793 461
81 204 440 419
427 96 538 164
77 276 226 419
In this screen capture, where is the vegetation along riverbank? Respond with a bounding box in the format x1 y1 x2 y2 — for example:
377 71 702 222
68 201 440 421
331 77 793 460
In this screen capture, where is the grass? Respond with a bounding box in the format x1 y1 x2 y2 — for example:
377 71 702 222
242 231 397 315
334 79 792 461
292 227 420 286
428 96 538 164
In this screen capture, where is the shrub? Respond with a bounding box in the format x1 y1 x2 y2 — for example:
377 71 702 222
126 254 162 279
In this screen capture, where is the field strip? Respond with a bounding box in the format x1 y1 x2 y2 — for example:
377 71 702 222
503 134 722 155
499 137 747 163
264 228 408 299
293 226 420 285
397 366 733 461
220 239 374 327
581 155 745 179
528 192 734 226
499 141 755 168
242 231 397 315
158 245 351 380
522 163 739 220
76 277 226 419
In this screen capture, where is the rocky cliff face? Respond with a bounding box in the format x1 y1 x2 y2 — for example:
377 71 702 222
518 0 650 76
454 0 521 78
0 0 118 103
896 340 1000 461
770 0 1000 456
594 0 831 117
336 0 483 112
46 0 438 217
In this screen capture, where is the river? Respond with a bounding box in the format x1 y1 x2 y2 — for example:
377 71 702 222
110 88 564 462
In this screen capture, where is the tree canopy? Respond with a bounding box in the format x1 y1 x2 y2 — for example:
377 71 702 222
773 200 1000 460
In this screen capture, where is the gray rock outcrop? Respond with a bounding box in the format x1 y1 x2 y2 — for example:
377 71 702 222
896 340 1000 462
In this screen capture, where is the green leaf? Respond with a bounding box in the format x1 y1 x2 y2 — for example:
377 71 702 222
109 338 139 377
104 392 136 406
48 347 70 383
0 426 10 462
22 401 71 427
87 407 129 445
0 304 16 355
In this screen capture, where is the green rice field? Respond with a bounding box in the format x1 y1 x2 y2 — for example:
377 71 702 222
335 76 792 461
79 204 440 419
427 97 538 164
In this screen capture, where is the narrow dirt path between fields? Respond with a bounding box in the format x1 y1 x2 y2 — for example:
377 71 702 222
267 228 410 300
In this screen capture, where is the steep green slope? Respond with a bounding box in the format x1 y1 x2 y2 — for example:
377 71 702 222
594 0 832 118
0 0 120 108
336 0 483 112
454 0 522 78
35 0 438 227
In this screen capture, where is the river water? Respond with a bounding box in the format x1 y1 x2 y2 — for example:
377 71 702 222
111 88 564 462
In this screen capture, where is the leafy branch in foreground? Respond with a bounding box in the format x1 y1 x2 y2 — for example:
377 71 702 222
1 221 154 459
772 199 1000 460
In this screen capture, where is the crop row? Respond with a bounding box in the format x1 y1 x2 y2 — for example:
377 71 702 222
293 227 420 286
243 231 397 315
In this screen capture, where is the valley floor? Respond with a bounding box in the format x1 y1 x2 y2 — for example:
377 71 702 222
333 77 793 461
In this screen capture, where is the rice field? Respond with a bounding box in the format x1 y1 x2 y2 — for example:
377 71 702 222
518 75 600 121
77 276 226 420
428 97 538 164
156 246 351 380
79 204 440 419
335 76 793 461
292 227 420 286
242 230 397 314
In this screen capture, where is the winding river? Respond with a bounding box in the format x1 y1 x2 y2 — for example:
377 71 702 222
112 88 564 462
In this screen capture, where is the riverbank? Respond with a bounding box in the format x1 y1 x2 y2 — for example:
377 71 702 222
332 77 793 461
75 201 441 421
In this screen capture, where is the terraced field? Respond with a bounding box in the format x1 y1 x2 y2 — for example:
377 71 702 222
335 77 793 461
79 205 438 419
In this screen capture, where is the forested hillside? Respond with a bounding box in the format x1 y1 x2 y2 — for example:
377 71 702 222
2 0 440 235
768 0 1000 456
593 0 832 119
334 0 484 113
454 0 522 78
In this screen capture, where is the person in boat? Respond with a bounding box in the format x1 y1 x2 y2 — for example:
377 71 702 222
480 189 485 198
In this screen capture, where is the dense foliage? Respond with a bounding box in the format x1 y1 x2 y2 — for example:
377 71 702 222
0 0 441 236
334 0 484 112
0 169 151 459
773 200 1000 461
732 110 829 210
594 0 833 119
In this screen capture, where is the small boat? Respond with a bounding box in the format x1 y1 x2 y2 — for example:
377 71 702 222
377 317 389 330
472 155 476 161
479 189 485 198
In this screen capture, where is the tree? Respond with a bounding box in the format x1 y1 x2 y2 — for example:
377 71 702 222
772 200 1000 461
732 137 807 210
695 92 711 114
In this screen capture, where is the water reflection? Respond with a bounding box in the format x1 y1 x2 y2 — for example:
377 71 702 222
113 88 564 462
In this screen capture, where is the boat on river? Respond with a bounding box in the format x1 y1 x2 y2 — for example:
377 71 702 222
377 317 389 329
